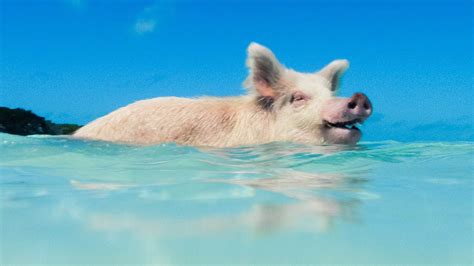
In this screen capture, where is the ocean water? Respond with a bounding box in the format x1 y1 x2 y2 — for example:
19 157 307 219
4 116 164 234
0 132 472 265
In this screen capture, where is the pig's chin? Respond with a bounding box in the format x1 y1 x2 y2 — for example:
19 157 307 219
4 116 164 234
321 119 362 145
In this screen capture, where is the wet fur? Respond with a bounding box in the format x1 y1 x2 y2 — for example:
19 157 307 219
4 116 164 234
75 43 354 147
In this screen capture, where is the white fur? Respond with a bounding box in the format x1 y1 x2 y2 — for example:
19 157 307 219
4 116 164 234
74 43 355 147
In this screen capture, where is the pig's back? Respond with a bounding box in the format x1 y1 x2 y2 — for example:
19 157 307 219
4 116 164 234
74 97 239 146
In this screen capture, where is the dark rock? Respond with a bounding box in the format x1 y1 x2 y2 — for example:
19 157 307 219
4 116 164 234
0 107 82 136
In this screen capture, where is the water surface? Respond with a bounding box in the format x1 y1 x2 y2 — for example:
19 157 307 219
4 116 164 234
0 133 472 264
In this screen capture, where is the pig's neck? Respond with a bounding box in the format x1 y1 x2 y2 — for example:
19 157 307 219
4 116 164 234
230 96 319 146
222 96 282 146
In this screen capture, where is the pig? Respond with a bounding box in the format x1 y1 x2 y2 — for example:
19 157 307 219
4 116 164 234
73 42 372 147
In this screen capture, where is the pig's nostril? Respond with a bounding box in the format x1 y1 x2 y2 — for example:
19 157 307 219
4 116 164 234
348 101 357 109
363 102 370 110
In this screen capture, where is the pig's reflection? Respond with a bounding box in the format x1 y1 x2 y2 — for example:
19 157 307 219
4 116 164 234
210 171 362 234
69 170 366 236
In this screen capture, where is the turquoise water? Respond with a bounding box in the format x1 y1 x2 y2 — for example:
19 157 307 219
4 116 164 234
0 133 472 265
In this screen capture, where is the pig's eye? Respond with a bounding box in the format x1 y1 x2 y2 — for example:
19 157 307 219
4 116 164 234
290 92 309 104
294 95 306 101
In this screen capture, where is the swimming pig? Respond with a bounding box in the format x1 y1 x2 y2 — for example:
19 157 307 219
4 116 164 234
74 43 372 147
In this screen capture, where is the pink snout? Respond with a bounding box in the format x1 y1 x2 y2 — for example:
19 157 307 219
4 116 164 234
346 93 372 119
320 92 373 144
321 92 373 123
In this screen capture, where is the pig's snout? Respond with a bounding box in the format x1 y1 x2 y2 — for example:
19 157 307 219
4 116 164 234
346 93 372 119
320 92 372 145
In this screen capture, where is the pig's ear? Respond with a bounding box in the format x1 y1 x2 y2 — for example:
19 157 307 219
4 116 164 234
245 42 284 98
318 59 349 91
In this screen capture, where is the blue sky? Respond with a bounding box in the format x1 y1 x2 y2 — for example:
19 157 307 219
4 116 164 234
1 0 472 141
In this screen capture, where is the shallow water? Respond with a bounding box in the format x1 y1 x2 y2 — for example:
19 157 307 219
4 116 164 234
0 133 472 265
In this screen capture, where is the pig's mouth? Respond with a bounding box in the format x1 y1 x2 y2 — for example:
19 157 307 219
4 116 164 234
323 119 362 131
321 118 364 145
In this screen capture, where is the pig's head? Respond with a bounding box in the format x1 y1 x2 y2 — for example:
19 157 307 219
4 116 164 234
244 43 372 145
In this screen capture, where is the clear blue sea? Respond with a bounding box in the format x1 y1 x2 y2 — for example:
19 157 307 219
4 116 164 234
0 133 473 265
